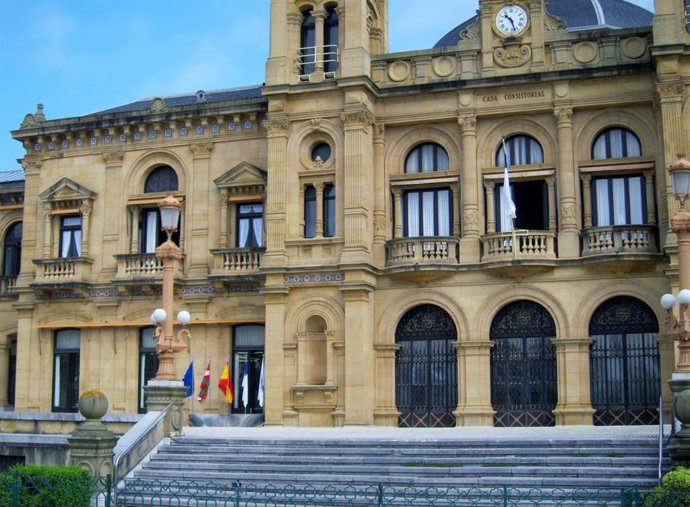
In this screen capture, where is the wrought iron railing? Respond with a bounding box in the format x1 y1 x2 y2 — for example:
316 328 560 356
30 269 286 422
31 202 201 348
386 236 460 265
111 480 687 506
582 224 658 256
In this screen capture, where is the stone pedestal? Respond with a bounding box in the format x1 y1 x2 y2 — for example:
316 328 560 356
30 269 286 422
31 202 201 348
144 380 187 436
68 391 117 483
668 374 690 466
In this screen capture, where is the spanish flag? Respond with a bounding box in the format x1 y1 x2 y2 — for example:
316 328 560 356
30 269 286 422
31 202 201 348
218 362 234 405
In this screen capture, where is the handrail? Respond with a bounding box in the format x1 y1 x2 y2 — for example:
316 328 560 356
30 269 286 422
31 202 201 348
112 402 173 487
659 395 664 484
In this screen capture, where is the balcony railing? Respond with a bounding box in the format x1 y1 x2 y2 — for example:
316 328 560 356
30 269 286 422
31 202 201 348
582 224 658 256
210 247 264 276
298 44 338 76
386 237 460 266
33 257 93 283
482 230 557 261
0 275 17 295
115 254 164 278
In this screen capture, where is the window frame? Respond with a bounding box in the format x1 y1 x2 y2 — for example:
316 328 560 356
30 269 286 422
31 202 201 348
236 202 264 248
591 173 646 227
3 222 22 278
592 127 642 160
59 216 82 258
402 187 452 238
496 135 544 167
405 143 450 174
144 166 178 194
52 329 80 413
138 327 159 413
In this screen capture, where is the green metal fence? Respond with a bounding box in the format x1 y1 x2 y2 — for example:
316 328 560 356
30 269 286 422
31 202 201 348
3 474 689 506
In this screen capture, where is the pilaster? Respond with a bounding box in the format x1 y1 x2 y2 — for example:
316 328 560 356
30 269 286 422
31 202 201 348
454 340 495 426
263 283 289 426
187 143 214 278
554 105 580 258
373 343 400 426
264 114 290 268
552 337 595 426
459 114 481 262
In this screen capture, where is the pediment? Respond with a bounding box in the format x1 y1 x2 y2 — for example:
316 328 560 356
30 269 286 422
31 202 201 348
39 178 96 204
214 162 267 189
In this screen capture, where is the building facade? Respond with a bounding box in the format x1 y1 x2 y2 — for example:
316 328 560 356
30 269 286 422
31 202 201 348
3 0 690 428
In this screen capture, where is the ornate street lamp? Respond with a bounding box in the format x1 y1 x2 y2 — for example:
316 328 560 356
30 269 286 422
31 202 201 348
151 194 190 381
662 154 690 466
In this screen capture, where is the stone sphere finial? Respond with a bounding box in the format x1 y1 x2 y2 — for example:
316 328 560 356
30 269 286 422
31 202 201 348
78 390 108 420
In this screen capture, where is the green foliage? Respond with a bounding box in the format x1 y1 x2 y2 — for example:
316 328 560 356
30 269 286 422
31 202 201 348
0 465 92 507
643 467 690 507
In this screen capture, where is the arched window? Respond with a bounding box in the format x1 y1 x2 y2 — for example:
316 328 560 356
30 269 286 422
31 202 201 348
490 300 557 427
300 9 316 75
405 143 449 173
496 135 544 166
144 165 178 193
589 296 659 425
592 128 641 160
2 222 22 281
140 166 179 252
324 7 339 72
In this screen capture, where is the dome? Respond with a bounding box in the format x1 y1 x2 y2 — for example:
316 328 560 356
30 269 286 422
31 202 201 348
433 0 653 49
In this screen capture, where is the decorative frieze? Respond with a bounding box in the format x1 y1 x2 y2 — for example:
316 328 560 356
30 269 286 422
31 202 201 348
284 272 344 284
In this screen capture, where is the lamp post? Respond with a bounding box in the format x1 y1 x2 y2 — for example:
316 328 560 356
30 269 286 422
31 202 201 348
661 154 690 466
151 194 190 380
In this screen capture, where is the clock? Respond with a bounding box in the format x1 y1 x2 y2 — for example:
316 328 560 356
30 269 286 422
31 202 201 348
495 5 529 36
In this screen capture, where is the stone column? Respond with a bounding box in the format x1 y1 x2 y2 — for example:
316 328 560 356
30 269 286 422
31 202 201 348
129 205 139 254
43 208 52 258
325 330 336 386
263 285 289 426
219 188 229 248
392 188 403 239
372 124 387 266
313 9 326 73
79 202 92 258
264 115 289 268
340 108 374 265
68 392 117 484
551 337 595 425
644 170 657 225
373 343 400 426
554 106 580 258
314 182 324 237
581 174 593 229
454 341 495 426
341 285 375 425
546 176 557 233
459 115 481 262
188 143 214 278
484 182 496 234
295 331 307 385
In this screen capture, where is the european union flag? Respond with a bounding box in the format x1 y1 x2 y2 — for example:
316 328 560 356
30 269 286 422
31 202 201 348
182 361 194 398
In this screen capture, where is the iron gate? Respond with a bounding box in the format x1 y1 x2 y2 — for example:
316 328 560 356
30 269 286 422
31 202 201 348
590 296 660 425
490 300 557 427
395 305 457 428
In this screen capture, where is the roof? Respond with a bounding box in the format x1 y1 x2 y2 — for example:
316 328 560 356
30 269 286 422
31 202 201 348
0 170 25 184
92 85 264 115
434 0 653 48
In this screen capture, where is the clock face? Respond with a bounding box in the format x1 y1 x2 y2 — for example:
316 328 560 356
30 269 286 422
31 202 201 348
495 5 528 36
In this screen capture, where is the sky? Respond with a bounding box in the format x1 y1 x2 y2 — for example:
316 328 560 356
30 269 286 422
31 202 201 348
0 0 655 170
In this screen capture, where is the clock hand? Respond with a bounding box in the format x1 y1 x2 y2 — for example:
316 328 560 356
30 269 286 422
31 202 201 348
503 13 517 30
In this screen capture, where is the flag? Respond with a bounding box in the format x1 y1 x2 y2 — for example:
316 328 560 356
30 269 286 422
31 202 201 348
241 361 250 408
501 138 517 232
218 362 234 405
197 361 210 402
257 356 265 408
182 361 194 398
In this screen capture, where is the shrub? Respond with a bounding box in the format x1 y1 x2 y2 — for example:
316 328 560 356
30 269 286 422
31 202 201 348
0 465 92 507
643 467 690 507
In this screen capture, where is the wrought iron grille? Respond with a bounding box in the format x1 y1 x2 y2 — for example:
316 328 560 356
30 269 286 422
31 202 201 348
589 296 660 426
395 305 457 428
490 300 557 427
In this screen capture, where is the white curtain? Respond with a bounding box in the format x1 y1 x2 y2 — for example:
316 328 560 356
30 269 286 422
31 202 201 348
594 179 611 226
626 131 641 157
437 190 450 236
421 144 435 173
406 193 419 236
238 219 250 247
592 136 607 159
612 178 627 225
252 217 263 247
422 191 435 236
144 211 158 253
610 131 624 159
629 176 644 224
405 153 419 173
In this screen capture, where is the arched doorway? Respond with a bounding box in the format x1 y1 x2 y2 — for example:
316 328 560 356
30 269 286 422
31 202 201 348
490 300 557 427
395 304 457 427
589 296 660 425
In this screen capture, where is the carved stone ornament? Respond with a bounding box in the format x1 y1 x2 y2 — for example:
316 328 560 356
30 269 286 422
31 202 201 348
494 44 532 68
374 215 387 235
340 110 376 128
150 97 168 113
657 82 685 99
672 211 690 234
102 151 124 165
190 143 214 157
460 18 480 40
544 11 567 31
311 118 322 132
554 107 573 123
266 117 289 135
21 157 43 170
561 202 575 219
464 209 479 226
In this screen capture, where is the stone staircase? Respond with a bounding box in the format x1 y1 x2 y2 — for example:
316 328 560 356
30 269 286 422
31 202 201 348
115 427 670 506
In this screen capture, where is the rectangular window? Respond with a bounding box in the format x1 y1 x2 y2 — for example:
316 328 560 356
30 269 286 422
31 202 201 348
52 329 80 413
592 175 645 226
139 209 160 254
686 0 690 34
138 327 159 413
495 180 548 231
403 189 451 237
323 185 335 237
59 216 81 258
304 186 317 238
237 203 264 248
232 325 265 414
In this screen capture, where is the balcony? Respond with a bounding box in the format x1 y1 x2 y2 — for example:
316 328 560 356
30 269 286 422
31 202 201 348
482 231 557 261
32 257 93 290
113 253 185 292
386 237 460 267
582 225 658 256
0 275 17 296
210 247 264 279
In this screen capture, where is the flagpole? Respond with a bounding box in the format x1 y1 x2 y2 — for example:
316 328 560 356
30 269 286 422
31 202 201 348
512 219 517 259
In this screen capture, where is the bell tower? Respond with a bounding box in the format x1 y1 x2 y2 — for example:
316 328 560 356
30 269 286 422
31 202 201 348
265 0 389 87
